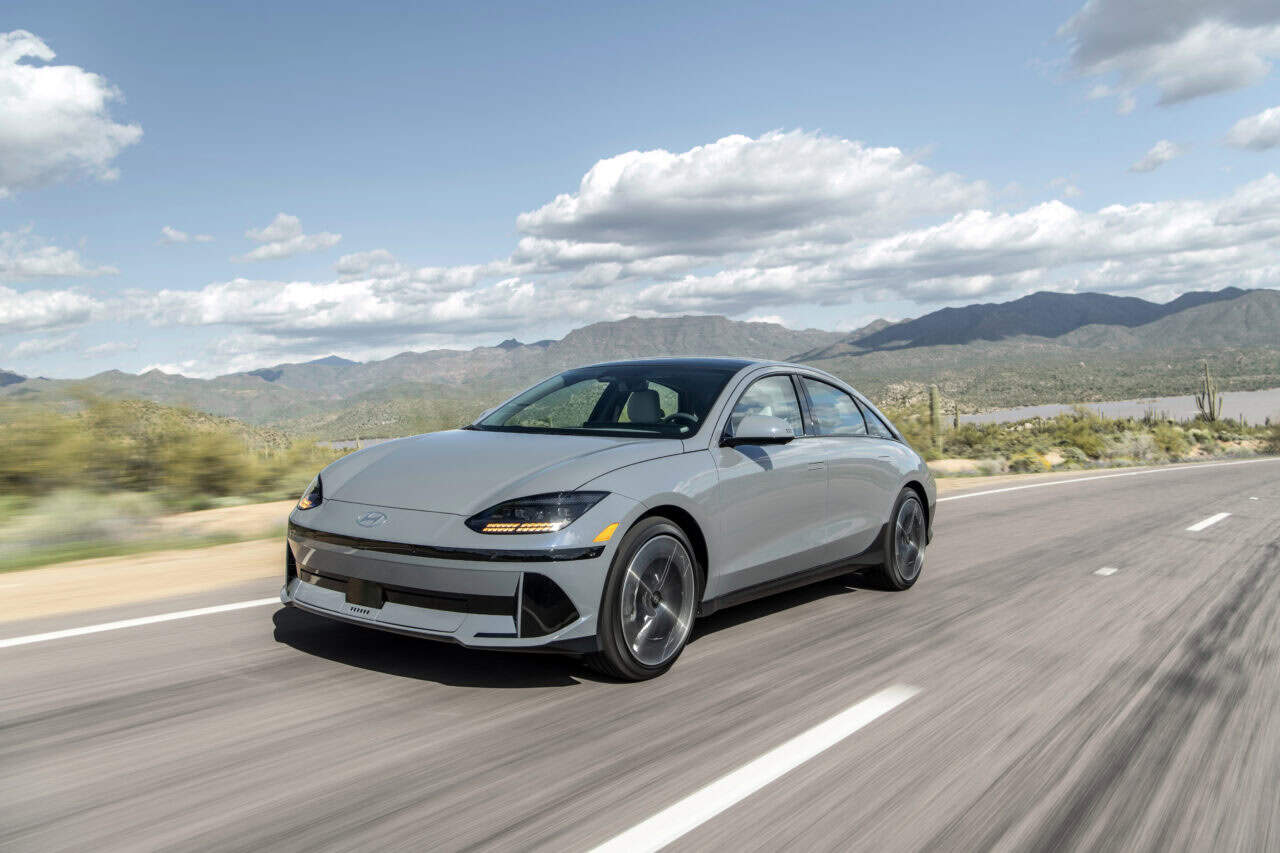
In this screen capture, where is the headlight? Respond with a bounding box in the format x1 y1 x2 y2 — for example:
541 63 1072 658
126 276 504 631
297 475 323 510
466 491 607 534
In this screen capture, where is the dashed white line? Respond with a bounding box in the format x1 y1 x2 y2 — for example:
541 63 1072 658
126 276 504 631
589 685 920 853
1186 512 1231 532
937 456 1280 503
0 598 278 650
1094 567 1118 576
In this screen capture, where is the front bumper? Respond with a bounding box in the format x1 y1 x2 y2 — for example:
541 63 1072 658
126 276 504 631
279 495 638 652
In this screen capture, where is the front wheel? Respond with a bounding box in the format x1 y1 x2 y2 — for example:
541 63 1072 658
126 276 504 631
867 488 926 590
586 517 699 681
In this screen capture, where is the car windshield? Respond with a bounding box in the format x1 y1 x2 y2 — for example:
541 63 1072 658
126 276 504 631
471 363 739 438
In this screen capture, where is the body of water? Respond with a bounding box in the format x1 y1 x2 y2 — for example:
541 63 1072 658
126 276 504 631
962 387 1280 426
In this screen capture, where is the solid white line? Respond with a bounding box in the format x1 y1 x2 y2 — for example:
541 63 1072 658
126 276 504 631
1093 567 1118 576
0 598 278 650
938 457 1280 503
1186 512 1231 532
589 685 920 853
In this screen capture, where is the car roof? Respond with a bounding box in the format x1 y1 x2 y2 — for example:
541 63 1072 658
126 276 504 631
580 356 792 371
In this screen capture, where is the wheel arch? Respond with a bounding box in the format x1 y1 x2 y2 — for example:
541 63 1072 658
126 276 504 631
634 504 709 592
902 478 931 539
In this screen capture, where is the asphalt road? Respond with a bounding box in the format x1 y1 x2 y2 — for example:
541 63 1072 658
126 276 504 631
3 460 1278 852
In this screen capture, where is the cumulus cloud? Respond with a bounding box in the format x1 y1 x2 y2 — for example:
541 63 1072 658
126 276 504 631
0 229 117 279
0 30 142 197
0 285 102 333
1060 0 1280 108
158 226 213 245
234 213 341 262
516 131 985 270
1226 104 1280 150
1129 140 1185 172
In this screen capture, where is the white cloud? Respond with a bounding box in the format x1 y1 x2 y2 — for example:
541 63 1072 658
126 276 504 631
0 228 117 278
158 225 213 245
0 30 142 197
83 339 138 358
1060 1 1280 108
516 131 986 269
0 285 102 333
1226 104 1280 150
8 332 77 359
1050 177 1082 198
234 213 341 262
1129 140 1185 173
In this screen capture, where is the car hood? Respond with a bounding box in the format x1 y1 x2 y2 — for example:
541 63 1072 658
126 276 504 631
322 429 683 515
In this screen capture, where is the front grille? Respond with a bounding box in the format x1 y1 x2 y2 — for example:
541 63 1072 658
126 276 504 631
297 566 514 616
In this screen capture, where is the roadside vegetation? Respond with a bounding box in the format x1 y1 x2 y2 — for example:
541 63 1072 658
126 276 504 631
883 401 1277 475
0 398 344 571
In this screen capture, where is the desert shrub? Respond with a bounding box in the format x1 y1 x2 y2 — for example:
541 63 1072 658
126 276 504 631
1008 452 1050 473
1056 446 1088 466
0 398 344 507
1151 423 1190 458
1267 424 1280 455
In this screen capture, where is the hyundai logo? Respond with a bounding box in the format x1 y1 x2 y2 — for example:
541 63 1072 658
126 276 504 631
356 511 388 528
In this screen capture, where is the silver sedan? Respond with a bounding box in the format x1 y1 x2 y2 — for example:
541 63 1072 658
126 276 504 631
281 358 935 680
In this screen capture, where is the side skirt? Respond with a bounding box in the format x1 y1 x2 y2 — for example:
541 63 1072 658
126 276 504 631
697 523 888 618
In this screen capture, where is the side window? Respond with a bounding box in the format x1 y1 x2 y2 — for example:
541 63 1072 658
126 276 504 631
728 375 804 436
800 378 867 436
856 400 896 439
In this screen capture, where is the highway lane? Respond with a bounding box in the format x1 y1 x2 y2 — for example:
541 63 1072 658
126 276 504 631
2 460 1278 851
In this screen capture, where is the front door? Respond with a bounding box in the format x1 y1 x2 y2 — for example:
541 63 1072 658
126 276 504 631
709 374 830 596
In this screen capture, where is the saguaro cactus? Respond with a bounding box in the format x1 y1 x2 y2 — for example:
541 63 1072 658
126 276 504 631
928 384 943 452
1195 363 1223 422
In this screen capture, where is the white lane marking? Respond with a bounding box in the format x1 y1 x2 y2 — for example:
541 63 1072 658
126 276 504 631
1250 496 1259 501
589 685 920 853
1094 567 1118 576
938 457 1280 503
1186 512 1231 532
0 598 278 650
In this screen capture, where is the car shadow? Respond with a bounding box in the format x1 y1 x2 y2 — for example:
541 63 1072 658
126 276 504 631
689 570 880 642
272 607 592 688
273 570 883 686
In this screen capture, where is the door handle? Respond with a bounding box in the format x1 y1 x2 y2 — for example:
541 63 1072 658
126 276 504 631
808 461 826 470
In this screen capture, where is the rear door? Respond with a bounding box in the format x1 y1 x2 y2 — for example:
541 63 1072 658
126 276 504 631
709 373 830 596
798 376 898 558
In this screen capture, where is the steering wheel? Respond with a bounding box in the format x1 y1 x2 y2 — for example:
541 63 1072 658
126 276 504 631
664 412 699 428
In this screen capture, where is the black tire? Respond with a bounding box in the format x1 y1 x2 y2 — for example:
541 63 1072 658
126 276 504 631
865 488 927 591
586 517 700 681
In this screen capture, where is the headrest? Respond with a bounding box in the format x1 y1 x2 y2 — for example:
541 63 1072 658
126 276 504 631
627 389 662 423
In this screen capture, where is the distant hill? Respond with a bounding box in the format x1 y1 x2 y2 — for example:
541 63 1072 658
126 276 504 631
805 287 1252 355
0 370 24 388
4 288 1277 437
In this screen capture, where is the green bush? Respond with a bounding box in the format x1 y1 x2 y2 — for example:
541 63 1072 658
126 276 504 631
1151 423 1190 458
0 398 344 508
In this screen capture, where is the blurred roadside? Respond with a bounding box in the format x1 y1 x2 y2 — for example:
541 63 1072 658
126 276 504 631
4 462 1269 625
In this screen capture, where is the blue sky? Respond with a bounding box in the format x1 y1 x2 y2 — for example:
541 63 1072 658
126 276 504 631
2 0 1279 377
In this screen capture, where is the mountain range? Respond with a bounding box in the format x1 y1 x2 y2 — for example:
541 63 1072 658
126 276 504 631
4 287 1278 437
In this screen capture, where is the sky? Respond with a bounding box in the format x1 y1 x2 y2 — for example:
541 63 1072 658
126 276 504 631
2 0 1279 379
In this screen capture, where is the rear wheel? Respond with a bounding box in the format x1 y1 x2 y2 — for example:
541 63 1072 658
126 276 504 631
866 488 926 590
586 517 698 681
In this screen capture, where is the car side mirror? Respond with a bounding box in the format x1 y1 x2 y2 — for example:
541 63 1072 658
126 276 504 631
476 406 497 422
722 414 795 447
